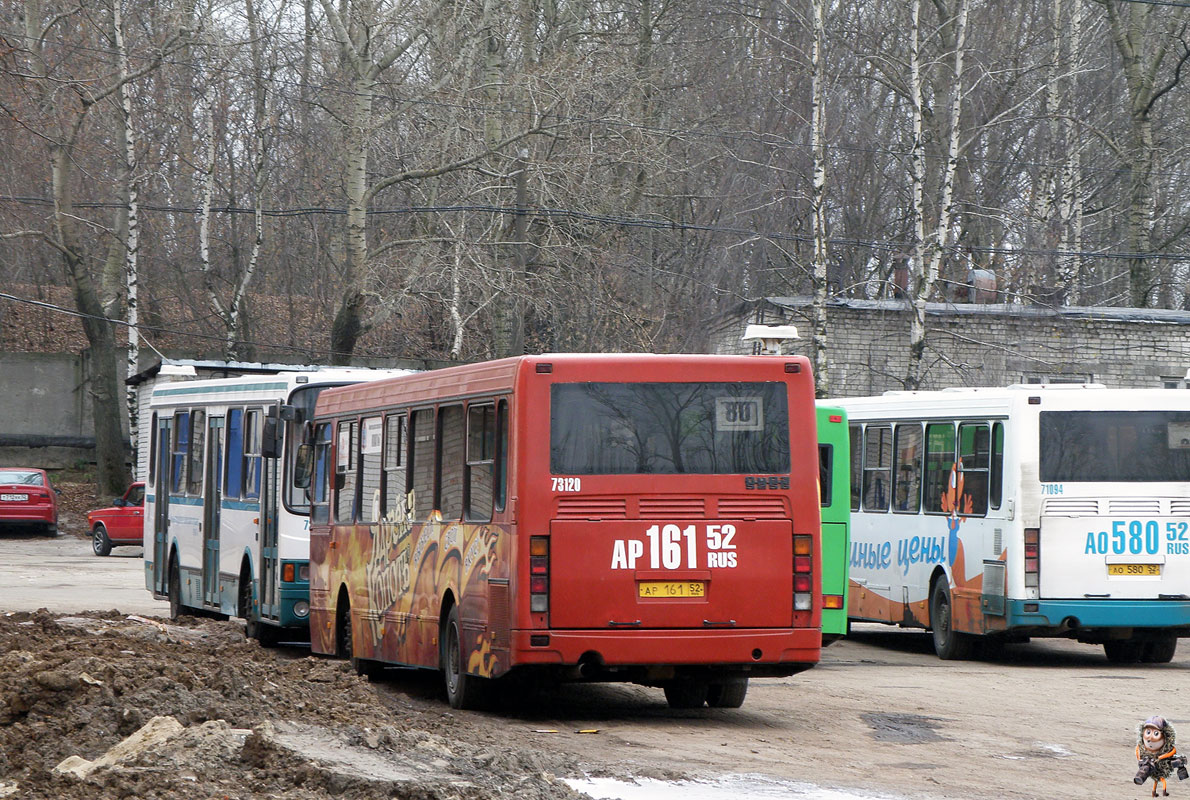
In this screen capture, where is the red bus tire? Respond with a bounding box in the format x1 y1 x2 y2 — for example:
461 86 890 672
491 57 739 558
707 678 748 709
663 681 708 709
442 606 487 709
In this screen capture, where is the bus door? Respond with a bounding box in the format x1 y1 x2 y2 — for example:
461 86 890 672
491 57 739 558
258 409 281 620
202 417 225 606
152 417 173 595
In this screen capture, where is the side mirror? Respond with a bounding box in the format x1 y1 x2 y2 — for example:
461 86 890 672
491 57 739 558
262 416 281 459
293 444 313 489
113 497 126 507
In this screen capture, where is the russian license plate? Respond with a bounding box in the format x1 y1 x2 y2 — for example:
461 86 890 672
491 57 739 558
0 494 28 502
1108 564 1162 576
638 581 705 598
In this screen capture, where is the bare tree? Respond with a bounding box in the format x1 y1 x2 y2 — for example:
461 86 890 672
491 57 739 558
905 0 968 390
1095 0 1189 308
12 0 184 493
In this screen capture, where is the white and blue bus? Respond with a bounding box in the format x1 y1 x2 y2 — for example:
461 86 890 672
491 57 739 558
144 368 409 643
837 385 1190 662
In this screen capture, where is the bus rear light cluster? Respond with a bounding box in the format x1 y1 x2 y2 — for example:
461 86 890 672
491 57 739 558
530 536 549 613
1024 528 1040 590
793 534 813 611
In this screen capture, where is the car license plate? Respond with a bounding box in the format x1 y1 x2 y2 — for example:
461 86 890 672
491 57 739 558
1108 564 1161 576
0 494 28 502
638 581 705 598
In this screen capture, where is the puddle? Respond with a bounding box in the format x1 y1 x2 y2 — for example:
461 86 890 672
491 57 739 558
566 773 905 800
861 712 946 743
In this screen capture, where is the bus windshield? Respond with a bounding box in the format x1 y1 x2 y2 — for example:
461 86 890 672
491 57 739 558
1039 410 1190 482
550 382 790 475
284 385 337 513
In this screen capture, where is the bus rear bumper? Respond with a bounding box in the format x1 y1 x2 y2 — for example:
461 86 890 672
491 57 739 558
510 628 819 677
1006 599 1190 636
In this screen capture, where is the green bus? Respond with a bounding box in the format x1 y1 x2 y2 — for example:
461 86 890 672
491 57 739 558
817 404 851 643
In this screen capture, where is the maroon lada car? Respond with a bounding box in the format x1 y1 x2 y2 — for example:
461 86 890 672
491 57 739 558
87 482 145 556
0 468 59 535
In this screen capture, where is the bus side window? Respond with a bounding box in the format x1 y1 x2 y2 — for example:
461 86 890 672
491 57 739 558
924 422 956 513
187 410 206 495
818 443 832 507
862 425 892 511
893 423 923 513
148 412 158 489
410 409 435 521
848 425 862 512
359 417 382 523
311 423 332 525
439 405 464 521
466 403 496 521
990 422 1004 509
244 409 263 500
335 420 358 523
495 400 509 512
959 423 990 516
171 411 190 495
382 413 407 518
225 408 244 500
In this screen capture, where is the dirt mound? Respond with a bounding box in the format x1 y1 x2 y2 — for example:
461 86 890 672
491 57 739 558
52 482 103 538
0 611 588 800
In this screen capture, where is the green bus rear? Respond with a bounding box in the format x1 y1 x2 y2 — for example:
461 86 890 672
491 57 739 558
817 405 850 643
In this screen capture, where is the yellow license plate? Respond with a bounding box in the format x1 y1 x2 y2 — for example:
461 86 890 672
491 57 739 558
638 581 705 598
1108 564 1162 576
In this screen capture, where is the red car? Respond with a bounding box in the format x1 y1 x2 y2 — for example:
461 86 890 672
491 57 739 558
87 482 145 556
0 468 59 535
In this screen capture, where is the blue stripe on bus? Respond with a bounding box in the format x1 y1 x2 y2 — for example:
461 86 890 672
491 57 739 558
146 494 262 512
153 381 289 398
1007 599 1190 629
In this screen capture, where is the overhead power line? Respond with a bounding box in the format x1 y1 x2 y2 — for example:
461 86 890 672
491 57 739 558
0 290 356 361
2 194 1188 263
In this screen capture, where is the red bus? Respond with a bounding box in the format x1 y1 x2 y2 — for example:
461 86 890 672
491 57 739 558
305 353 822 709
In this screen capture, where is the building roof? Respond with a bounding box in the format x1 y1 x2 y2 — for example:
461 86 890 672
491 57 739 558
765 296 1190 325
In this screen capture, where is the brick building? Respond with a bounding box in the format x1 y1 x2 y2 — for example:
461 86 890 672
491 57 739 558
707 297 1190 396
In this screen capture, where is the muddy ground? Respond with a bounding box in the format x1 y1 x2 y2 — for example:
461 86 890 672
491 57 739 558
0 610 595 800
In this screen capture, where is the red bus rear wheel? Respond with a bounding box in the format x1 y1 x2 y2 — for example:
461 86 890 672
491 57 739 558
663 680 708 709
442 606 487 709
707 678 748 709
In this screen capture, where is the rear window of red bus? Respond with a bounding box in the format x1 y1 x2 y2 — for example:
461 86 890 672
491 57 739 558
550 382 790 475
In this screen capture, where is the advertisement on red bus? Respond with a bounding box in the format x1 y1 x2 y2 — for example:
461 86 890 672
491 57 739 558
306 354 822 708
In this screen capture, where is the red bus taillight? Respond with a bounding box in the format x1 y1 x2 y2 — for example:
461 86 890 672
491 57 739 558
793 535 813 611
1024 528 1040 589
530 536 549 613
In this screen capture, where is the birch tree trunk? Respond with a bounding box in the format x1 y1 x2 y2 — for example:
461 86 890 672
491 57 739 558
1056 0 1084 305
114 0 141 451
809 0 830 398
905 0 968 390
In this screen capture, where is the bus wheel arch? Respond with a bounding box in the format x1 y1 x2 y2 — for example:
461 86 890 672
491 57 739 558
334 585 352 659
239 557 277 647
167 547 182 621
928 570 974 660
